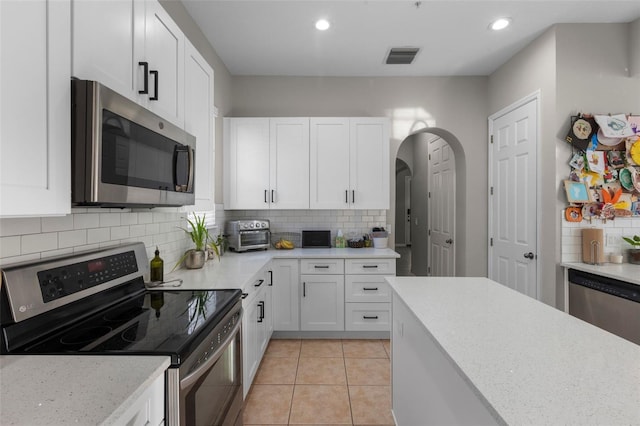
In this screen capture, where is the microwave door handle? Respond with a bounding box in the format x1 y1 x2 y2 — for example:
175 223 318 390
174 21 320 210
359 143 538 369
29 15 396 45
186 145 195 193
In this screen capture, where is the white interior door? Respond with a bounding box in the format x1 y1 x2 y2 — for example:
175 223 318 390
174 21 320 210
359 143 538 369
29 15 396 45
404 176 412 246
427 137 455 276
489 96 538 298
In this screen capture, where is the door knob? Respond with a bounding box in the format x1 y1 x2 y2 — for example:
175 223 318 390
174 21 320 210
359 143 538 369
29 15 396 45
445 239 453 244
523 252 535 259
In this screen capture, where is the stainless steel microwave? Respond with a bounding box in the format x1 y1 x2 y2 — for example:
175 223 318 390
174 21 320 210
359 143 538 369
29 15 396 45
71 79 196 207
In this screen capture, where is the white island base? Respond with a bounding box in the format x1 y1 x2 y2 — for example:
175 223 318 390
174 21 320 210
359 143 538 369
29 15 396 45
387 276 640 426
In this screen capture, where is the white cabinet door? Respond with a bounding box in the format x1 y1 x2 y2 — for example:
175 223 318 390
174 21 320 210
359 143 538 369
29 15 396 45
184 40 215 211
271 259 300 331
350 118 390 209
143 0 185 127
0 0 71 217
71 0 144 102
270 118 309 209
242 295 261 397
310 118 351 209
224 118 270 209
300 274 345 331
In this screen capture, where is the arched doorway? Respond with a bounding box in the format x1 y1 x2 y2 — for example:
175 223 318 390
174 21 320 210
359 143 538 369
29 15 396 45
392 127 466 277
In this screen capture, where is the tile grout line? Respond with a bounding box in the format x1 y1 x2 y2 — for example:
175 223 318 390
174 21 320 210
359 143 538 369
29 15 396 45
342 340 355 426
287 340 302 425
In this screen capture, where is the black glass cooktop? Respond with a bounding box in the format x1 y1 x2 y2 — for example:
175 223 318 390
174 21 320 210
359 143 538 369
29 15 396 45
21 288 241 365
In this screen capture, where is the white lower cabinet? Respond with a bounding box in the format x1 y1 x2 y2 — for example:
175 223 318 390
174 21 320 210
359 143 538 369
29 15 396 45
242 268 272 397
271 259 300 331
300 274 345 331
116 373 165 426
344 259 395 332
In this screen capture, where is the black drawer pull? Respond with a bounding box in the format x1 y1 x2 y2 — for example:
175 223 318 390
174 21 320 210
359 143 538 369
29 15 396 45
149 70 158 100
254 279 264 287
363 315 379 320
314 265 330 269
268 270 273 286
362 265 379 269
138 62 149 94
303 282 306 297
241 293 248 299
362 287 379 291
257 301 264 322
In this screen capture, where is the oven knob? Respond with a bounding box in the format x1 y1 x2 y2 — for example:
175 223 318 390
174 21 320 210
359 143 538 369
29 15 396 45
250 223 254 228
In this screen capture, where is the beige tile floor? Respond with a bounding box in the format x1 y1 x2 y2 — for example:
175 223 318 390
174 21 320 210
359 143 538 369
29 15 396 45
243 339 394 426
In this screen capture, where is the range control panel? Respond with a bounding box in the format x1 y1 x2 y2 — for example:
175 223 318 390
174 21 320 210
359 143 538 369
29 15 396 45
37 251 138 303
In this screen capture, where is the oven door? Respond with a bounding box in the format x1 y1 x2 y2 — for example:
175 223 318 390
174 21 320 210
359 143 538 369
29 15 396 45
239 230 270 249
167 305 243 426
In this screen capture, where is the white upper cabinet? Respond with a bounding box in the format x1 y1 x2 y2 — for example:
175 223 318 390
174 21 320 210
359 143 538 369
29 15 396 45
0 0 71 217
224 118 310 210
310 118 351 209
269 118 310 209
72 0 185 128
184 39 215 211
224 118 271 209
310 118 390 210
72 0 143 102
142 0 184 127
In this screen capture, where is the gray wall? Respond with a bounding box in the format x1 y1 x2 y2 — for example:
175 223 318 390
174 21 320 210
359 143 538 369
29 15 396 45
230 76 489 277
630 18 640 77
159 0 232 204
488 22 640 309
488 26 558 307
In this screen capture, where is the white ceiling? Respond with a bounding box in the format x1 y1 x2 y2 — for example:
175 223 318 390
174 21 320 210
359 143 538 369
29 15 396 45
181 1 640 77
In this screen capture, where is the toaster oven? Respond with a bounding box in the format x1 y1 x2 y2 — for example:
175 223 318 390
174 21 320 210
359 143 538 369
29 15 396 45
226 220 271 252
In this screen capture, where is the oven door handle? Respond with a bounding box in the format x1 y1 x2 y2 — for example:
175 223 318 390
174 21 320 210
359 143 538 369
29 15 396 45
180 314 242 390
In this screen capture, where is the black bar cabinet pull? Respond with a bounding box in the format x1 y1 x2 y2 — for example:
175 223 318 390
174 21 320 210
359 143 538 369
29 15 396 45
362 287 379 291
138 62 149 94
345 190 348 203
352 190 355 203
303 282 306 297
257 301 264 322
241 293 248 299
271 190 275 203
268 270 273 286
265 190 268 203
254 279 264 287
314 265 329 269
149 70 159 100
363 315 379 320
363 265 378 269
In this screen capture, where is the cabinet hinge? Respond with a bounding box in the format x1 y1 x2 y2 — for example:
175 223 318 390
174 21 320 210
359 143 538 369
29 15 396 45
490 187 494 195
490 135 494 144
490 238 493 247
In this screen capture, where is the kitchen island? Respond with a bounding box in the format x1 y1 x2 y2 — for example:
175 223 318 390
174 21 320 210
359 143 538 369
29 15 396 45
386 276 640 426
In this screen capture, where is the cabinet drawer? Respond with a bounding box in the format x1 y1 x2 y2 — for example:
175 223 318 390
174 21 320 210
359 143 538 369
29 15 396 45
242 270 268 303
345 303 390 331
300 259 344 274
345 276 391 303
345 258 396 275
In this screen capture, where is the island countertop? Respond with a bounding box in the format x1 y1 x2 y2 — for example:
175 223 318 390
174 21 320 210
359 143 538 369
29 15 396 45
386 276 640 425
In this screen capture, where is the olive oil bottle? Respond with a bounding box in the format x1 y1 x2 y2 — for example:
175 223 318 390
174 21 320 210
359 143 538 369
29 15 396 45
150 246 164 282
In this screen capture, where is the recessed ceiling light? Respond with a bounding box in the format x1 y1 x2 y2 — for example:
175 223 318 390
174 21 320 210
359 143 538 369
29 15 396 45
315 19 330 31
490 18 511 31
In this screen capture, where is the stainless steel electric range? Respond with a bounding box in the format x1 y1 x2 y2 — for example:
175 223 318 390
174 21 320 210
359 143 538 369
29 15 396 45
0 242 243 426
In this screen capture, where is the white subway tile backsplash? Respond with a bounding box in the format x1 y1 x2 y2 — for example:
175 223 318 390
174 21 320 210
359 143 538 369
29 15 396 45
121 213 138 225
110 226 130 240
87 228 110 244
74 213 100 229
138 212 153 224
146 223 160 235
99 213 121 227
0 252 41 267
0 217 41 237
41 248 74 259
59 230 87 248
22 232 57 254
73 244 101 253
41 215 74 232
130 224 146 237
0 236 21 258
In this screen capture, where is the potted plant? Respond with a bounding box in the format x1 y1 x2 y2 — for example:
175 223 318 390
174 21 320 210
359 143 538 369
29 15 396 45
175 214 210 270
622 235 640 265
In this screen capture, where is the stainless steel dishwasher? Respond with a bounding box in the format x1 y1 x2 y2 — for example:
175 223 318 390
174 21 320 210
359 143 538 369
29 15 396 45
568 269 640 345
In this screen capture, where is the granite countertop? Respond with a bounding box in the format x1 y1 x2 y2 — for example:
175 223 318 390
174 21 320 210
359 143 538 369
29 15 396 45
164 248 399 291
560 261 640 285
0 355 170 425
386 276 640 425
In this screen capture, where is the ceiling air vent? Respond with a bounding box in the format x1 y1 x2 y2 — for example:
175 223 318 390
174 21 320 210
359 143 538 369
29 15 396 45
385 47 420 65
